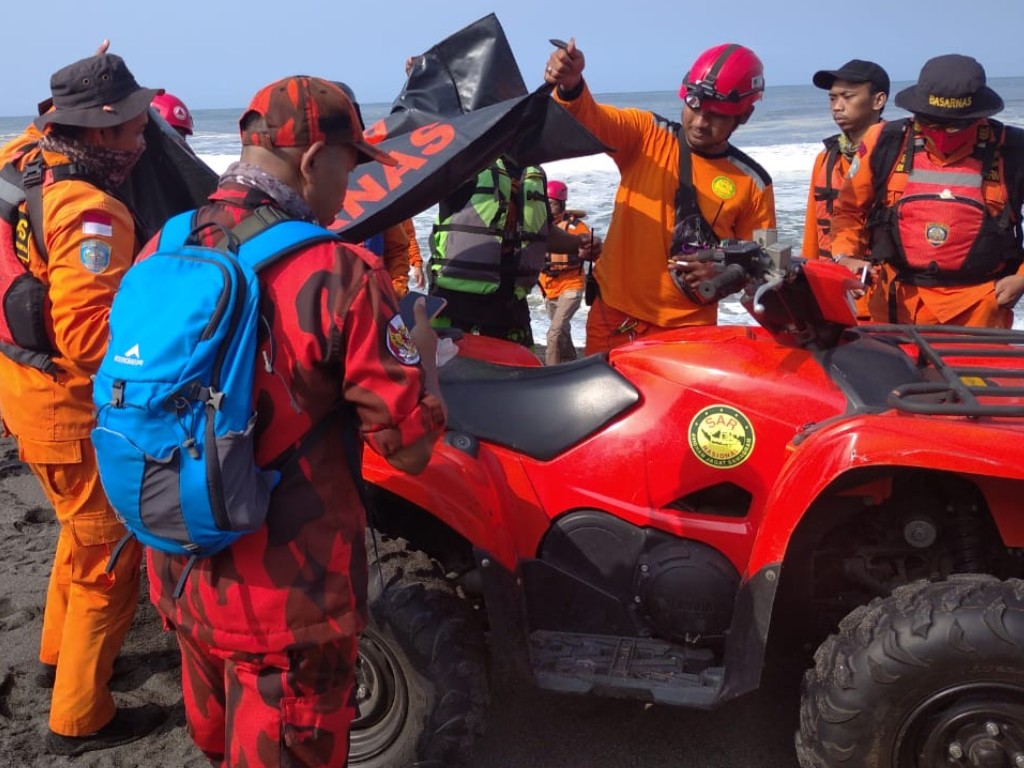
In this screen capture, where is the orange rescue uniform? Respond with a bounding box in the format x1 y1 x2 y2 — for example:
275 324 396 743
538 214 589 298
0 131 142 737
381 221 411 297
831 120 1024 327
553 82 775 352
803 135 875 319
402 217 423 271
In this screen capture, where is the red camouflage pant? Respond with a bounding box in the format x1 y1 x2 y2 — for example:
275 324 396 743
175 629 359 767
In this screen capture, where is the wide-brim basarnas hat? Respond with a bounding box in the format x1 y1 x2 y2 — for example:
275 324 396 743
894 54 1003 121
34 54 162 130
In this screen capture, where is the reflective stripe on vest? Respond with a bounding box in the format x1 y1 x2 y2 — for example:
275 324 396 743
430 160 548 295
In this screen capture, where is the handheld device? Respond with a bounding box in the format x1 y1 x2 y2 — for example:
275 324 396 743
399 292 447 328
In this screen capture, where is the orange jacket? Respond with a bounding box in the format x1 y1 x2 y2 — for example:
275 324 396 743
831 120 1024 324
553 82 775 327
381 222 410 297
402 218 423 268
0 131 137 456
538 215 589 298
802 137 853 259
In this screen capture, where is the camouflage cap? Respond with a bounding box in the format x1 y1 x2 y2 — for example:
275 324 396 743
240 76 396 165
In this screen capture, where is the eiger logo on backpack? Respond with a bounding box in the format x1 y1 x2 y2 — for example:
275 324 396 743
113 343 144 366
91 208 338 597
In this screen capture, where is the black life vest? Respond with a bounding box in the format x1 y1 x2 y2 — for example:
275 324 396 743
867 119 1024 286
811 135 844 259
0 147 95 375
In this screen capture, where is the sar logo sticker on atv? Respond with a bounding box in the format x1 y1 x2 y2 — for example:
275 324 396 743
689 405 755 468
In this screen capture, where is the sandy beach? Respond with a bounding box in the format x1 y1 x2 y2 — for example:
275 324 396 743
0 436 206 768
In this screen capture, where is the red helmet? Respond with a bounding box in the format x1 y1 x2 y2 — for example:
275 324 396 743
151 92 194 136
680 43 765 116
547 180 568 201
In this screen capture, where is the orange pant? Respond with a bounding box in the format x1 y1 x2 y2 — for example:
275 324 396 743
27 439 141 736
869 269 1013 328
585 297 689 355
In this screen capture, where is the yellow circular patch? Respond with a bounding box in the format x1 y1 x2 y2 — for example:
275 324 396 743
711 176 737 200
689 405 755 468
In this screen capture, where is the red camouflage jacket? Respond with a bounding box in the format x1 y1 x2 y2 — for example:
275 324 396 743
146 183 445 652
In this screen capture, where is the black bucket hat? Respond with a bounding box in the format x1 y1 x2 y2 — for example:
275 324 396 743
894 54 1003 120
813 59 890 96
35 54 162 130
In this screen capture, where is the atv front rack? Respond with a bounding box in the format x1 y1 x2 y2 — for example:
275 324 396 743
855 325 1024 417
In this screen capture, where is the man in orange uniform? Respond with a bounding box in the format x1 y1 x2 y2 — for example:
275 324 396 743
405 217 426 289
804 60 889 261
831 54 1024 327
144 76 446 767
545 41 776 354
804 60 889 319
0 53 164 754
374 222 413 296
538 179 589 364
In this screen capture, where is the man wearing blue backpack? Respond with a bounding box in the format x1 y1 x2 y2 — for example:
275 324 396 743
123 76 446 767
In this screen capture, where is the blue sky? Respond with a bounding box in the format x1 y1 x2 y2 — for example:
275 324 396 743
6 0 1024 116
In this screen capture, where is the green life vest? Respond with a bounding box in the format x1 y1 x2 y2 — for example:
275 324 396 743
430 160 549 299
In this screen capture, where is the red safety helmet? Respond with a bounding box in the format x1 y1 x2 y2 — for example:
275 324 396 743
151 92 194 136
547 180 568 201
680 43 764 116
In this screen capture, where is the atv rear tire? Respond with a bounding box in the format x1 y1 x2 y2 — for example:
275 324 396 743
349 534 488 768
797 574 1024 768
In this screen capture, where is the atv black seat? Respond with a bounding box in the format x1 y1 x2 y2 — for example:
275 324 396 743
821 333 926 410
438 354 640 460
851 325 1024 416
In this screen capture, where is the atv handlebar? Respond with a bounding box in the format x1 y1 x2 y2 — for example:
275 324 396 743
691 241 779 304
698 263 749 302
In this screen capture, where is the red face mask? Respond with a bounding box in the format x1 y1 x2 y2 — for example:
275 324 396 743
917 119 981 157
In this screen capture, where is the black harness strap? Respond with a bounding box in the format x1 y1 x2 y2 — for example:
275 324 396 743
21 158 98 264
670 128 717 256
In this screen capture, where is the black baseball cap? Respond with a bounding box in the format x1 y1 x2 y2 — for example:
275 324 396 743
813 60 890 96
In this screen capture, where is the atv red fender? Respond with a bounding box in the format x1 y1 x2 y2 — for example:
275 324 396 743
357 244 1024 768
748 414 1024 572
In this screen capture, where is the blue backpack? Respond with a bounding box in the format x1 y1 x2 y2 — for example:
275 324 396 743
92 207 338 595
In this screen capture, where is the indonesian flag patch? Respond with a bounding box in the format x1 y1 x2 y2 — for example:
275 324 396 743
81 211 113 238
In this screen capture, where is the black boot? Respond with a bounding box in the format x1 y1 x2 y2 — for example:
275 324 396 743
45 705 165 756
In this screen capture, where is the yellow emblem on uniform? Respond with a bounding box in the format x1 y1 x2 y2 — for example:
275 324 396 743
711 175 737 200
689 405 755 469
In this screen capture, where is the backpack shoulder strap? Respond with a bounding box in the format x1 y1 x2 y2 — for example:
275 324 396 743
157 209 199 251
869 119 912 202
235 216 340 273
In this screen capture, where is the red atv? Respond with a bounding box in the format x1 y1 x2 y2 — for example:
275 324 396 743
350 242 1024 768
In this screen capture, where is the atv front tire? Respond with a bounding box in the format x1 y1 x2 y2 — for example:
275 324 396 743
349 534 488 768
797 574 1024 768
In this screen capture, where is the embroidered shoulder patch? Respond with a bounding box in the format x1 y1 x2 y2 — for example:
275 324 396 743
386 314 421 365
80 239 111 273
